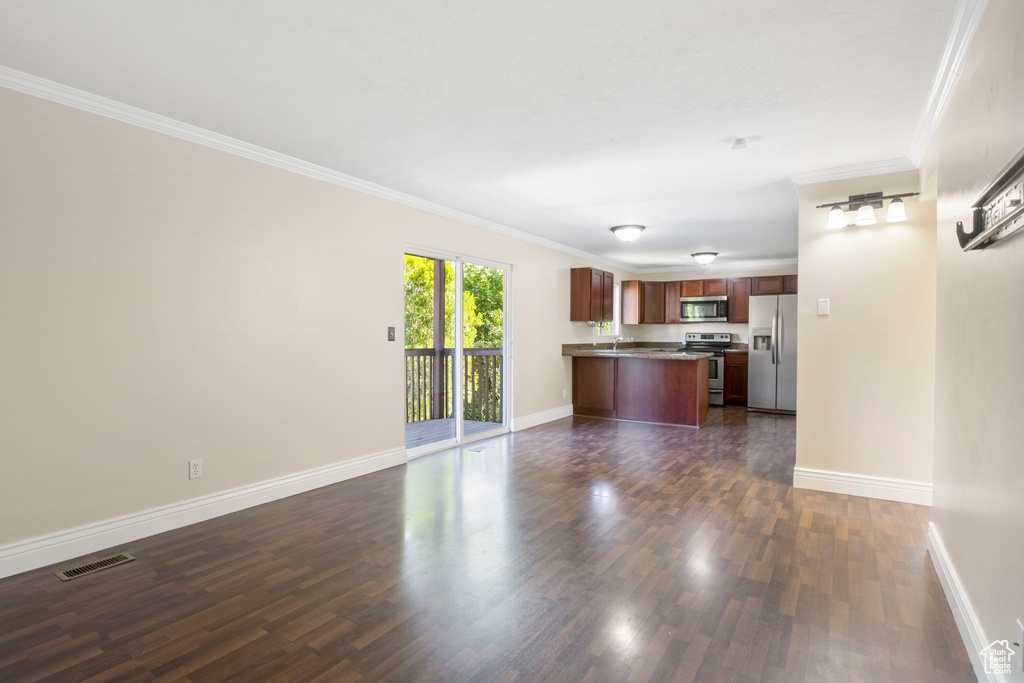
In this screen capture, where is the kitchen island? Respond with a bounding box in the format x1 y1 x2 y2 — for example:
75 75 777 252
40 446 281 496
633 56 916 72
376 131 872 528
562 345 712 427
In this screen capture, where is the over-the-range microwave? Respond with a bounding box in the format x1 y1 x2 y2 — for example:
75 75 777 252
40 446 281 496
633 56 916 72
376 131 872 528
680 296 728 323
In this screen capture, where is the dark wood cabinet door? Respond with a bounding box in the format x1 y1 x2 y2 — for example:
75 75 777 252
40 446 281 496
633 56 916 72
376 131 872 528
727 278 751 323
572 357 616 417
602 271 615 321
641 281 666 324
621 280 640 324
783 274 798 294
589 269 604 320
705 279 727 296
570 267 590 321
681 280 704 297
664 281 681 324
751 276 784 295
724 353 748 405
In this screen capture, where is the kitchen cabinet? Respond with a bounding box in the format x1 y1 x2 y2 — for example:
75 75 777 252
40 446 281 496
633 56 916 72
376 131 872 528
704 279 727 296
570 267 614 321
665 281 681 324
572 355 708 426
724 353 748 406
619 273 795 325
572 357 617 418
642 281 666 324
681 280 705 297
727 278 751 323
622 280 666 324
751 276 784 295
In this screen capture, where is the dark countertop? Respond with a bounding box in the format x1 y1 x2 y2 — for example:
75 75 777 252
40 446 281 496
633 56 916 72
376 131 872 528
562 347 713 361
562 341 747 358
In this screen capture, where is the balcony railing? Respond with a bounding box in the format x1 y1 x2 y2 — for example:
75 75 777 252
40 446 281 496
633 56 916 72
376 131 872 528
405 347 503 424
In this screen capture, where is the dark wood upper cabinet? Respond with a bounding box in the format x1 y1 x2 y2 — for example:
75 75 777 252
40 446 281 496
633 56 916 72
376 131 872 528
642 281 666 324
621 280 641 325
704 279 727 296
681 280 704 297
570 267 614 321
664 281 681 324
751 276 784 296
618 273 794 325
727 278 751 323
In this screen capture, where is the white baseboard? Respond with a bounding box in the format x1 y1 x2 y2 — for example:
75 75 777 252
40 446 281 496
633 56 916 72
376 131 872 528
0 447 407 580
927 522 993 683
793 466 932 506
510 404 573 432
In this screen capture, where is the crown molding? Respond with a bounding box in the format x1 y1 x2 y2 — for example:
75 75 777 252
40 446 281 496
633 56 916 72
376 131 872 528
0 66 645 271
907 0 989 166
630 257 798 275
789 158 917 186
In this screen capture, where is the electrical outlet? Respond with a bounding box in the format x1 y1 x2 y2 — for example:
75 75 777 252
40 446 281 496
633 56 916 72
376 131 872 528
188 459 203 480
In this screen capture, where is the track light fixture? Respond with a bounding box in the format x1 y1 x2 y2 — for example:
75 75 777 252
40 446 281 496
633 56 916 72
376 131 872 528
816 192 919 229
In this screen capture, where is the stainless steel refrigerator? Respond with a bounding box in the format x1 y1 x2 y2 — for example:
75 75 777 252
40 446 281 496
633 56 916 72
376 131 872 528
748 294 797 413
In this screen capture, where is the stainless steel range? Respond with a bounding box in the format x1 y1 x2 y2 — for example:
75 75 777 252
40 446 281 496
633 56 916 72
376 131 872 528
683 332 731 406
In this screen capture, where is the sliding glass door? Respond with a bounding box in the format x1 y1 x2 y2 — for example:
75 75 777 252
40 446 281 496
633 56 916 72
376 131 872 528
404 251 509 456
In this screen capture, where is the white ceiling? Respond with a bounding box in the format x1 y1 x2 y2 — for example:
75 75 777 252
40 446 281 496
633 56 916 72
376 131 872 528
0 0 960 269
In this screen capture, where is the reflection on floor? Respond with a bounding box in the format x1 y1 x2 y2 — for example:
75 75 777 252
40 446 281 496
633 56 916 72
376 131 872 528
404 417 502 448
0 410 972 682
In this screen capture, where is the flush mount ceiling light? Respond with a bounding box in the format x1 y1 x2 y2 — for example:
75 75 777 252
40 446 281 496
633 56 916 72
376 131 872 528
816 191 919 229
691 252 718 266
611 225 645 242
826 204 848 230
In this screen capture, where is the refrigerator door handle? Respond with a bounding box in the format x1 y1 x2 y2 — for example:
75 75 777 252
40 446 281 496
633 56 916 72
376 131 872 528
771 308 778 365
777 305 784 366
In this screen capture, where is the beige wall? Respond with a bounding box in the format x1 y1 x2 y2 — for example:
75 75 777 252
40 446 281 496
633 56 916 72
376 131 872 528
622 264 798 343
795 170 936 483
919 0 1024 656
0 88 635 546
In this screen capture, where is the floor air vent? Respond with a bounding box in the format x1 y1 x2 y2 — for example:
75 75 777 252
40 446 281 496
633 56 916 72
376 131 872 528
55 553 134 581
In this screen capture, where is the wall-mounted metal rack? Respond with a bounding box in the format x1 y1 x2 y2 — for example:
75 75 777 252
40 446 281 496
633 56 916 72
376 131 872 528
958 145 1024 251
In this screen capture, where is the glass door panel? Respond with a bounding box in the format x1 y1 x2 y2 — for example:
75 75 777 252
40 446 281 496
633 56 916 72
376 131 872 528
461 261 506 437
404 254 455 450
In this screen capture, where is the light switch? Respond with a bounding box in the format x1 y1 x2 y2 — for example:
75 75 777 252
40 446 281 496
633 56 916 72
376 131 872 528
817 299 830 316
387 326 396 341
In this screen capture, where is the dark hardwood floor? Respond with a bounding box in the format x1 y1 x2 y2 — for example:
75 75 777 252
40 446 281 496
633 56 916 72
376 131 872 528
0 410 974 682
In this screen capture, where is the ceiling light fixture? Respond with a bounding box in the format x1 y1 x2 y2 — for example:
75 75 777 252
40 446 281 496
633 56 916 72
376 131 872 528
816 191 919 229
886 196 908 222
611 225 645 242
692 252 718 266
826 204 848 230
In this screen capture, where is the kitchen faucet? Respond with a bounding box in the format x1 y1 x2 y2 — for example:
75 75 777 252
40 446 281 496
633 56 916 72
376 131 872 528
612 336 625 349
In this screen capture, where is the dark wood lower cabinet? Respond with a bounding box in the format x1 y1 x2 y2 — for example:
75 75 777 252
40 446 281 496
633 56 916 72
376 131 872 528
572 356 708 426
724 353 748 406
571 357 617 418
